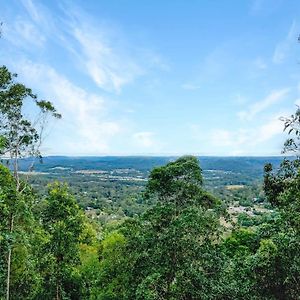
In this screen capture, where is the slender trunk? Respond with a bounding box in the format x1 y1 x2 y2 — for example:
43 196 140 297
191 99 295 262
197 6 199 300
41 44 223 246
6 150 19 300
13 154 19 191
6 214 14 300
56 282 59 300
6 250 11 300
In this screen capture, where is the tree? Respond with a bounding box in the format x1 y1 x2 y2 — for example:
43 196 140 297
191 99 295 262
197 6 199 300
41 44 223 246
280 106 300 154
218 106 300 299
0 164 43 299
264 107 300 233
39 182 84 300
97 156 225 299
261 107 300 298
0 65 61 300
0 66 61 179
145 156 204 204
0 165 17 299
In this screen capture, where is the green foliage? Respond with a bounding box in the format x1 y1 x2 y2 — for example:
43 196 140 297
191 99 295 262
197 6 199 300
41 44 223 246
0 65 60 161
38 182 85 300
281 106 300 153
0 165 16 297
0 164 43 299
79 243 101 299
261 165 300 297
95 156 225 300
145 155 204 205
0 64 61 299
223 228 259 256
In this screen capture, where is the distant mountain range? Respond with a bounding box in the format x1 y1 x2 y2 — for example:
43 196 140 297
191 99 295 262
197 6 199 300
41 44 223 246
10 156 284 178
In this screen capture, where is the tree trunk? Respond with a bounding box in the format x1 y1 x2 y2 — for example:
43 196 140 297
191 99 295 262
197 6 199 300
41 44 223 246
56 275 61 300
6 152 19 300
6 214 14 300
6 250 11 300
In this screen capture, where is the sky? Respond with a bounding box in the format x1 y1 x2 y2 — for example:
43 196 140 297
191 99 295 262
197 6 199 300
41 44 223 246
1 0 300 156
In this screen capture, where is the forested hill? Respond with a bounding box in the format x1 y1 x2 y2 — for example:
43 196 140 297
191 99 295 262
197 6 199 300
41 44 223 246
16 155 283 177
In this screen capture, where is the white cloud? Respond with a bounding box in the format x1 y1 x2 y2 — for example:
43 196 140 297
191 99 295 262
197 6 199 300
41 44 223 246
70 25 142 93
1 1 170 155
21 0 43 23
20 0 58 37
58 6 160 94
190 114 285 155
237 88 289 121
209 128 249 148
4 17 45 49
17 60 121 154
13 1 152 94
59 6 168 94
7 1 166 95
213 118 283 147
273 21 298 64
256 117 283 143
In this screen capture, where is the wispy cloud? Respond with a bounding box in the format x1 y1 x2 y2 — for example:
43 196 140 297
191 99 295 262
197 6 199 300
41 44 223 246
190 113 285 155
21 0 43 23
14 1 165 94
237 88 289 121
20 0 58 36
4 16 45 49
68 21 143 93
209 118 284 153
273 21 298 64
210 129 249 148
17 60 121 154
3 0 64 54
256 116 283 143
59 5 168 93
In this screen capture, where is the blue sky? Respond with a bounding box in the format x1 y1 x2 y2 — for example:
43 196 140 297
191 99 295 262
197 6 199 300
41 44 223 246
1 0 300 156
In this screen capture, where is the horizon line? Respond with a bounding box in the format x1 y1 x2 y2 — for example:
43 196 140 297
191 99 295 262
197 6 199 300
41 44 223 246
37 154 289 158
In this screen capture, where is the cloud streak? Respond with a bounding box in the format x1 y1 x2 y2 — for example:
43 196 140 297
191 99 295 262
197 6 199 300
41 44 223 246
71 25 142 93
15 1 163 94
273 21 298 64
238 88 289 121
190 113 285 155
17 60 121 154
59 6 167 93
